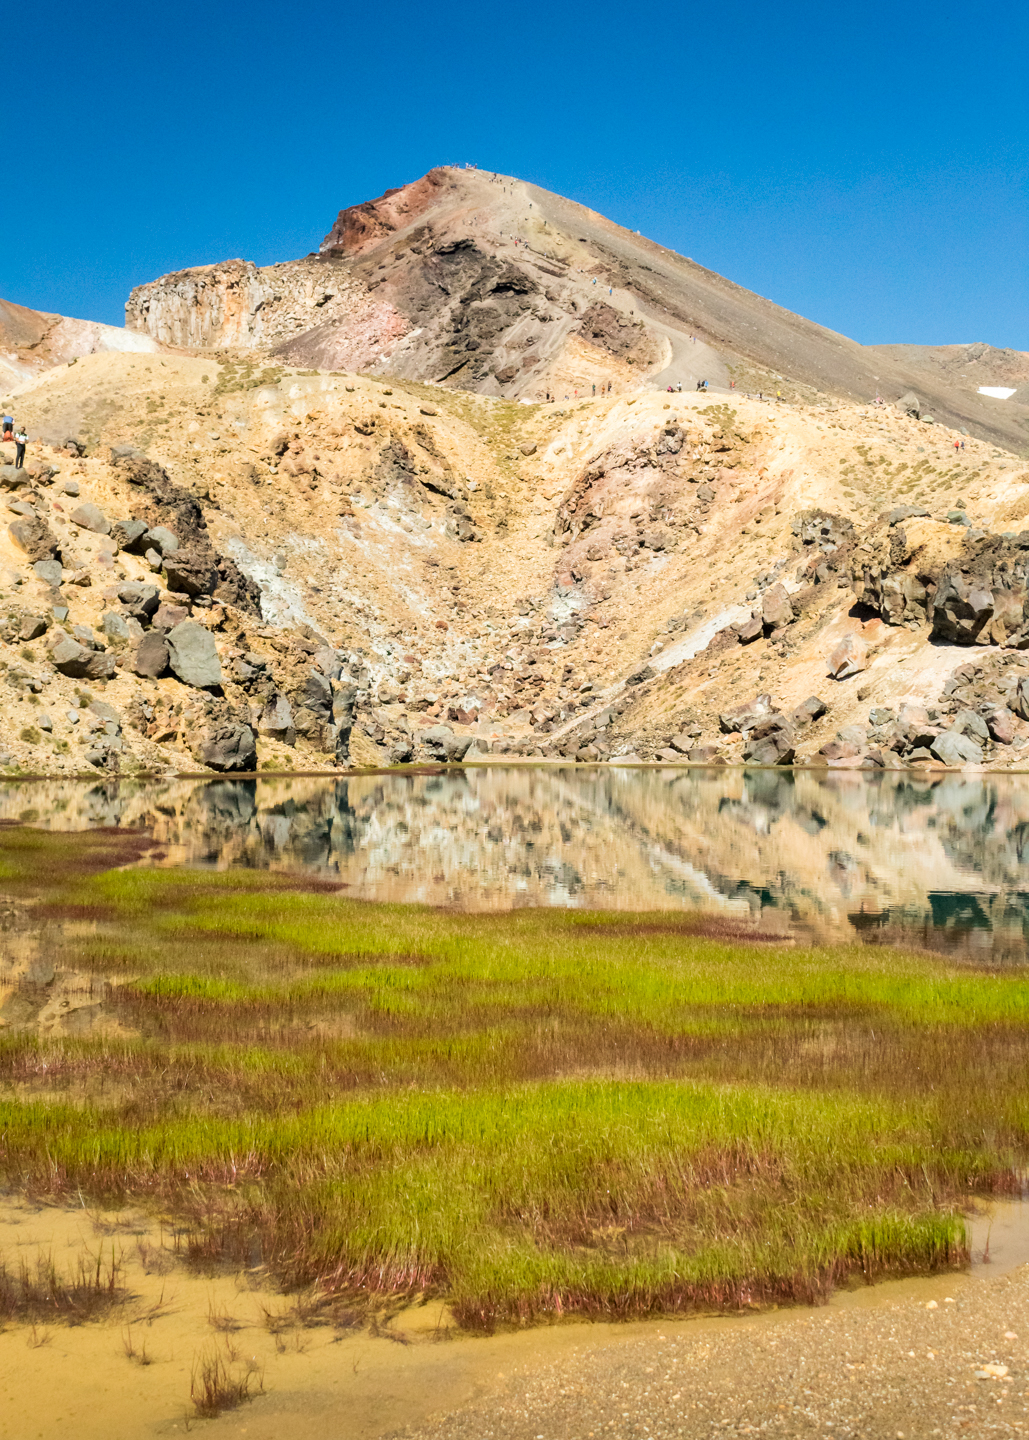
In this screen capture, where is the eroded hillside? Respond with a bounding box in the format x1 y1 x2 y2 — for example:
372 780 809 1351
1 345 1029 777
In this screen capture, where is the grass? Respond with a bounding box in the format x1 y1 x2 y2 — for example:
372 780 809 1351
0 827 1027 1329
0 1245 124 1324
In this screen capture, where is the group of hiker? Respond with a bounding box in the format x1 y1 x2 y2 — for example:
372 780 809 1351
1 414 27 468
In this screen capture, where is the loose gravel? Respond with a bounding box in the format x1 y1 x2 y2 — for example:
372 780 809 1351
395 1268 1029 1439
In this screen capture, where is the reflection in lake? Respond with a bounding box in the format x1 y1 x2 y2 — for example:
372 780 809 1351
4 766 1029 959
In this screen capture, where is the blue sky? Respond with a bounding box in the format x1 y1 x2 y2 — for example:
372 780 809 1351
7 0 1027 349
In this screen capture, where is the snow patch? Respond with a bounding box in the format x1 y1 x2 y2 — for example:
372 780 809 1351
978 386 1017 400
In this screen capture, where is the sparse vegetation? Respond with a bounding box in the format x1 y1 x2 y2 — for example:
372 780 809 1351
0 829 1027 1329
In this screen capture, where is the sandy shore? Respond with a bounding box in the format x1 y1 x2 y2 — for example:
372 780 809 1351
2 1199 1029 1439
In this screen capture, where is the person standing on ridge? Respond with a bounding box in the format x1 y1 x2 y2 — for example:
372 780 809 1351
1 414 12 442
13 425 27 469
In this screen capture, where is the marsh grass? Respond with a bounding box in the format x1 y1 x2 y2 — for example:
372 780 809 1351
3 830 1029 1328
0 1244 124 1324
190 1340 263 1418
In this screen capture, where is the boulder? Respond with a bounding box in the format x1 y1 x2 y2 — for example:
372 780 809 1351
1013 678 1029 722
51 638 115 680
988 708 1016 744
0 465 28 491
819 740 862 761
389 738 415 764
19 614 49 641
145 525 179 555
112 518 150 552
791 695 828 726
69 502 110 534
837 724 869 746
952 708 990 744
896 391 921 419
257 692 295 742
743 716 796 765
827 633 868 680
197 723 257 773
118 582 160 617
761 583 794 632
152 602 189 630
9 516 58 561
416 724 474 762
131 631 169 679
101 612 131 642
736 614 763 644
719 693 774 734
163 548 218 598
301 670 333 721
166 620 222 689
931 730 984 767
33 559 63 586
669 733 693 754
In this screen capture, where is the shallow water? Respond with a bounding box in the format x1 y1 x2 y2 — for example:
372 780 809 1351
4 764 1029 959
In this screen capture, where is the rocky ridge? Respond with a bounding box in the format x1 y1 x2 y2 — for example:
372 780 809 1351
122 168 1029 453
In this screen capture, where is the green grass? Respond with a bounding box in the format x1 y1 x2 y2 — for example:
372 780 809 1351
0 827 1024 1329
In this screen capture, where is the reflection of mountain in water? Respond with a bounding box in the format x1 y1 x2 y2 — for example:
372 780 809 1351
5 768 1029 957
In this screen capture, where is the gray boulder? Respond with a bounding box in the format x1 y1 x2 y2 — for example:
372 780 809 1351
102 612 131 642
952 708 990 743
389 738 415 764
51 638 115 681
896 391 921 419
743 715 796 765
301 670 333 720
166 620 222 689
131 631 169 679
736 614 763 644
198 723 257 773
118 582 160 618
257 691 295 742
828 634 868 679
930 730 984 767
0 465 28 491
417 724 474 761
69 502 110 535
145 525 179 555
112 518 150 552
33 559 63 586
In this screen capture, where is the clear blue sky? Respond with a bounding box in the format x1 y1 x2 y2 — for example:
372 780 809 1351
7 0 1027 350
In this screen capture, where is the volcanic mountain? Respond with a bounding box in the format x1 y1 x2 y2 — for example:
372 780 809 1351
124 166 1029 452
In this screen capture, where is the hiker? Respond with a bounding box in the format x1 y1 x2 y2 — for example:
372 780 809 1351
592 383 596 396
13 426 26 469
676 381 682 393
954 439 960 451
1 414 12 442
